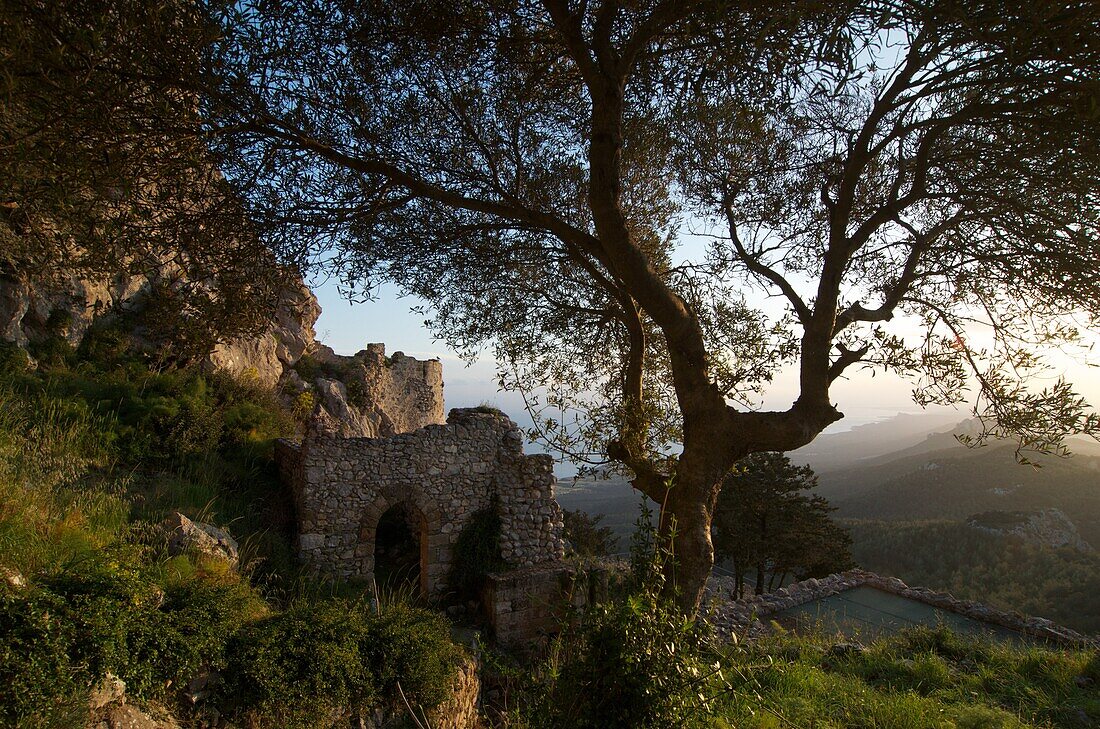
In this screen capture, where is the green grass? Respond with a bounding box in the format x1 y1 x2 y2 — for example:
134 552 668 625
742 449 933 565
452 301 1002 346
0 344 465 727
715 627 1098 728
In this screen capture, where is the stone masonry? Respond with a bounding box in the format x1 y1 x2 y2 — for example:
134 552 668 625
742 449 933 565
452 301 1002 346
275 349 565 602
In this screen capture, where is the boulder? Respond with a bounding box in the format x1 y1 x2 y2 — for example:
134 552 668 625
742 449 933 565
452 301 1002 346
88 674 126 712
162 513 239 567
1 565 26 589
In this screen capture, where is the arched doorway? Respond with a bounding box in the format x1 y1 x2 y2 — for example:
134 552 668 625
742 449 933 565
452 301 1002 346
373 502 428 597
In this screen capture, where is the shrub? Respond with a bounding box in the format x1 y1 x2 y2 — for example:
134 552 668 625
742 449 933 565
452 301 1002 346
0 553 261 725
225 598 377 724
77 320 133 366
224 598 460 726
529 592 724 729
0 585 85 727
0 342 29 376
120 578 261 698
365 603 461 708
447 501 507 603
517 501 727 729
562 509 618 558
292 390 316 421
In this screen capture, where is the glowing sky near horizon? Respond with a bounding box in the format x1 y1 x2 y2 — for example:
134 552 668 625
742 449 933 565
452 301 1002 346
310 273 1100 470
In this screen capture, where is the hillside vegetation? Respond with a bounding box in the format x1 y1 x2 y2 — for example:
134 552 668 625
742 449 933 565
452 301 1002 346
817 439 1100 545
0 338 462 727
2 338 1098 728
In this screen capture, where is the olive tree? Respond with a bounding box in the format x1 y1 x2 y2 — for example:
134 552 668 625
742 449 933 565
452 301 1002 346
204 0 1100 613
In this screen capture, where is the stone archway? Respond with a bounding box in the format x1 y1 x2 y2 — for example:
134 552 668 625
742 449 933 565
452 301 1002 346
358 494 441 599
374 502 427 593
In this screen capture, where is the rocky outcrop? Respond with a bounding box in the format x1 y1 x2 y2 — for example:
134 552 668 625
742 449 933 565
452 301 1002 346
967 508 1094 553
308 343 445 438
0 263 451 439
0 262 320 386
207 280 320 388
161 512 240 567
86 674 180 729
0 269 150 349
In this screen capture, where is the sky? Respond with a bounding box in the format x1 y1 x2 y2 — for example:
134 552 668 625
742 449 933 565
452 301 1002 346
309 243 1100 470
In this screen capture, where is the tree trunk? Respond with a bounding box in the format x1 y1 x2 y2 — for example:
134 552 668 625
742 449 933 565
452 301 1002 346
662 483 718 615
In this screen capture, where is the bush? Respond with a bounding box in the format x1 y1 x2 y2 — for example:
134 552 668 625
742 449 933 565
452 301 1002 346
562 509 618 558
365 603 461 708
447 501 507 603
0 585 85 727
224 599 459 726
517 502 727 729
0 342 29 376
0 553 263 726
530 593 724 729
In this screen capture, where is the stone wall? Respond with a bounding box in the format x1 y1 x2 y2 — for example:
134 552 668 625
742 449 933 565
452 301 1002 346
704 569 1098 646
481 565 577 650
278 407 565 599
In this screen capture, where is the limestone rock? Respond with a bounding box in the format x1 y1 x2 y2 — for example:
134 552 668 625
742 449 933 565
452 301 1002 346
0 259 322 390
88 673 126 711
0 269 150 348
162 513 239 566
208 280 320 388
314 377 380 438
967 508 1094 552
311 344 445 438
1 565 26 589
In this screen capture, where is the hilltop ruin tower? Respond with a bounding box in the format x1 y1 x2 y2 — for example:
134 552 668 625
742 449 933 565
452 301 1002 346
275 344 568 642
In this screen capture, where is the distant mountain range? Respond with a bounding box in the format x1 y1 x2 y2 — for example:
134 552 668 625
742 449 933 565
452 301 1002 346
556 410 1100 551
788 410 965 472
807 416 1100 545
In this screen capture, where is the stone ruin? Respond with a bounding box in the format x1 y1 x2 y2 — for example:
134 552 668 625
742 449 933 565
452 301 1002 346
275 344 571 645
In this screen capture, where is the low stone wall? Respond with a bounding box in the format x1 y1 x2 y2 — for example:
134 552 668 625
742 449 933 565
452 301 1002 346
482 564 578 650
705 569 1098 646
427 656 481 729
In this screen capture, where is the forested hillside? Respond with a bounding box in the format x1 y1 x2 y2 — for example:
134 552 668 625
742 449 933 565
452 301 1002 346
819 443 1100 543
848 520 1100 635
791 417 1098 637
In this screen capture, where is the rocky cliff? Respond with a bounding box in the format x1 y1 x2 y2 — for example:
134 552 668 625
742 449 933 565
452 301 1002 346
0 265 443 437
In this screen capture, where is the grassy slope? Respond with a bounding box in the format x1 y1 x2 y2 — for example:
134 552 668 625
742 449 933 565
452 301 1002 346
718 627 1099 728
0 341 461 727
